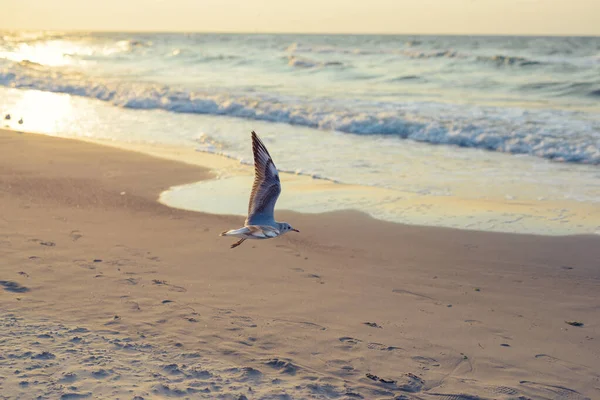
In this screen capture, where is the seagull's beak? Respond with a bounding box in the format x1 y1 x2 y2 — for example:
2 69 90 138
292 228 300 233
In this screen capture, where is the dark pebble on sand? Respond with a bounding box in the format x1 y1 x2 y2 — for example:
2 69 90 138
565 321 584 327
500 343 510 347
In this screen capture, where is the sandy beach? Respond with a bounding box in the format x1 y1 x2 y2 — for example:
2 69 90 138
1 128 599 399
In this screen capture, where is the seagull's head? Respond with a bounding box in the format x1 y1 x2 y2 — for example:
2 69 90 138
278 222 300 234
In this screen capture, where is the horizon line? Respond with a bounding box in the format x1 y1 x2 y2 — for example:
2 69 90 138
2 28 600 38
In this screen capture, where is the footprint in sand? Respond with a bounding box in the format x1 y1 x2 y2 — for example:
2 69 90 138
412 356 440 368
91 368 114 379
364 372 425 393
69 230 83 241
534 354 590 374
519 381 589 400
230 315 257 328
226 366 263 382
485 385 520 396
152 279 186 292
272 318 327 331
125 300 141 311
121 277 139 285
58 372 78 383
30 239 55 247
306 382 347 398
338 337 362 350
367 342 402 352
264 358 299 375
427 395 484 400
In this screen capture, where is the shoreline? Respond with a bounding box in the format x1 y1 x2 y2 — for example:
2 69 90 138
1 128 600 399
4 126 597 236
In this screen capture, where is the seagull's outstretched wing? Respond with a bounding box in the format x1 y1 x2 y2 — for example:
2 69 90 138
245 131 281 226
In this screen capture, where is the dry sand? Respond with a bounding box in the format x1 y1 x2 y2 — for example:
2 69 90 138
1 129 599 400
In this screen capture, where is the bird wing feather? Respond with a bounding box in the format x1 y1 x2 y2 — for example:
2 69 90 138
245 131 281 226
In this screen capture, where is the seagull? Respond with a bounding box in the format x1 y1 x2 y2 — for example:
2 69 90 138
220 131 299 249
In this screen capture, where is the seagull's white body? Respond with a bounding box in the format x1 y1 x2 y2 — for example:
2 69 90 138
222 225 281 240
220 131 299 248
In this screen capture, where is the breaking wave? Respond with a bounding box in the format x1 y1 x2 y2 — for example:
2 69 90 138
1 60 599 165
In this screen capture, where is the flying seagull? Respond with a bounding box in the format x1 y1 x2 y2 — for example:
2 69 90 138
220 131 299 248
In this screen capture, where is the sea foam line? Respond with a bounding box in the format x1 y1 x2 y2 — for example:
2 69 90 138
1 60 599 165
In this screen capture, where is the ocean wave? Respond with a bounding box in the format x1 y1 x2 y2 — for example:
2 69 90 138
286 42 574 69
116 39 153 51
402 49 462 59
287 55 344 69
387 75 422 82
1 61 598 165
168 48 241 65
286 42 462 59
476 54 543 67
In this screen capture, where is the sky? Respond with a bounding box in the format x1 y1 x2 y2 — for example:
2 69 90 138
1 0 599 36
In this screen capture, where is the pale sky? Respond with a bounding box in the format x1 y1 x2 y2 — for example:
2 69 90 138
1 0 599 36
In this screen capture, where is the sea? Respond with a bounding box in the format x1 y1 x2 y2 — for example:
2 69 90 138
1 31 599 235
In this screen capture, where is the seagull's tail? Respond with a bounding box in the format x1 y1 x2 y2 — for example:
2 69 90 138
220 231 228 236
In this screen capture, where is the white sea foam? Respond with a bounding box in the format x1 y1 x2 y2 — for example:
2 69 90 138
1 60 599 165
